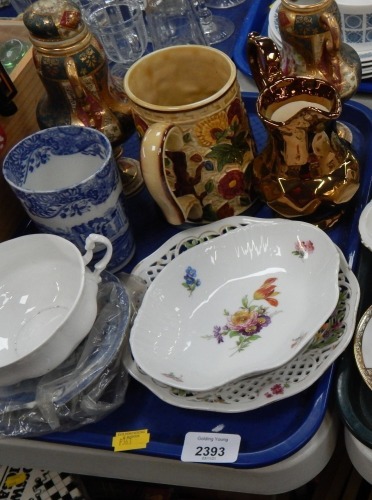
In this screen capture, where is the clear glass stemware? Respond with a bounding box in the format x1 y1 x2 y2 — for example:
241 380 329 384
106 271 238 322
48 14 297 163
205 0 246 8
194 0 235 45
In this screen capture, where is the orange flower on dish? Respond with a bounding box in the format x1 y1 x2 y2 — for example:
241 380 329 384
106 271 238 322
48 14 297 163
253 278 279 307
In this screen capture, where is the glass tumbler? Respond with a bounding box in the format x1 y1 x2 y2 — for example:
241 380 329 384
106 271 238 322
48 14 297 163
86 0 148 69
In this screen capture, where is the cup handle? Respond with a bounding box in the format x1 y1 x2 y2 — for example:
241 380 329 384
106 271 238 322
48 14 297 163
246 32 283 92
141 122 203 225
83 234 113 281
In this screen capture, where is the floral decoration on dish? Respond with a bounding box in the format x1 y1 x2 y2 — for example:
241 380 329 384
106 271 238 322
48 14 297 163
182 266 201 296
206 278 280 354
292 240 315 259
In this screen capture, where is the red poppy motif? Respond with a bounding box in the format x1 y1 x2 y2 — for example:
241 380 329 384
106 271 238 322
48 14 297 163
217 169 246 200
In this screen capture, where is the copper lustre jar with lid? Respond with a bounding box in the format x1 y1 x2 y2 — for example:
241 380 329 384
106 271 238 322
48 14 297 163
278 0 361 101
22 0 134 148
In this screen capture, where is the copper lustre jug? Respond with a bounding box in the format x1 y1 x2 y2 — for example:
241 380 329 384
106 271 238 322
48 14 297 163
246 33 360 227
22 0 134 149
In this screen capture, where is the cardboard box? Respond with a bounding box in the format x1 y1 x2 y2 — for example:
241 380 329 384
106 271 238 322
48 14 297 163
0 19 44 241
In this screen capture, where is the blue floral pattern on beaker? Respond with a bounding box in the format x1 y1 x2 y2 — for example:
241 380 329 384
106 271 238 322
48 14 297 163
14 160 119 219
4 126 108 187
37 193 135 271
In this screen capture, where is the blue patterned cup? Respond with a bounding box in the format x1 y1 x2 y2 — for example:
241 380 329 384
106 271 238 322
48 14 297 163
3 125 135 272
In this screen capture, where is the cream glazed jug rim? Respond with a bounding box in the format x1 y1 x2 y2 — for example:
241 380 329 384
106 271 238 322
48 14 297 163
280 0 333 12
123 45 237 113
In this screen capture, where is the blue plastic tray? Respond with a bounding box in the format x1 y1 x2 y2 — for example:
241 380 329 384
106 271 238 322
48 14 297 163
37 94 372 468
232 0 372 94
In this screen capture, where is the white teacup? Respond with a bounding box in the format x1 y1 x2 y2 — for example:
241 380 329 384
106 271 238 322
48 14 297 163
0 233 112 386
2 125 135 272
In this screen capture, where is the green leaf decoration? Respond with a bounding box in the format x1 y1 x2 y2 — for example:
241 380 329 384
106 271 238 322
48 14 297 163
229 330 240 338
204 179 214 194
241 295 249 309
206 143 246 171
183 132 192 143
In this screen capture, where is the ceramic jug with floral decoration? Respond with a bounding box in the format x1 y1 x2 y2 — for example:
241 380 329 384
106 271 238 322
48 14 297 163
124 44 257 225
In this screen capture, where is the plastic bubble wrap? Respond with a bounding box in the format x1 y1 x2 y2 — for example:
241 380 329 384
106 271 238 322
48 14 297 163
0 271 131 437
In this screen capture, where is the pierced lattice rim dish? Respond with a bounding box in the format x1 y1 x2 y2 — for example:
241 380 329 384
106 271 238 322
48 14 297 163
129 217 340 392
126 217 359 411
126 244 358 412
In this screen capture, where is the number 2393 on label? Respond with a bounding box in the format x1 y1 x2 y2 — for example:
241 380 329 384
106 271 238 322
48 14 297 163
181 432 241 463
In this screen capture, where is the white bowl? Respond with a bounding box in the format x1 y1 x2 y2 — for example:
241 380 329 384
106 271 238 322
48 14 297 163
130 219 340 392
0 233 112 386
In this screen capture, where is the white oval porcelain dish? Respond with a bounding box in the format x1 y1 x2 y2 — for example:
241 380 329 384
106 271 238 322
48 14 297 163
130 219 340 392
0 233 112 386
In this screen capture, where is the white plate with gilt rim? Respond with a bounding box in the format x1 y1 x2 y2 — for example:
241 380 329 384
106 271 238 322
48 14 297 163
129 218 340 392
354 305 372 392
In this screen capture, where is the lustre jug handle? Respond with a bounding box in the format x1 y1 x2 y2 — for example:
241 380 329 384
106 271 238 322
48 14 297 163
247 32 283 92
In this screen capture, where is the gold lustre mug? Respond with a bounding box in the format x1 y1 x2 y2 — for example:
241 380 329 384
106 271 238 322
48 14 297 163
123 45 256 225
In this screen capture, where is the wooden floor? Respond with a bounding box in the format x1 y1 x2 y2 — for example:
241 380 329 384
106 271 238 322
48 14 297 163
77 431 372 500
